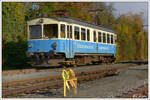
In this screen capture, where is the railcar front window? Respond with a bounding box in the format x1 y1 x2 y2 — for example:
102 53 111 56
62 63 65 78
29 25 42 39
44 24 58 38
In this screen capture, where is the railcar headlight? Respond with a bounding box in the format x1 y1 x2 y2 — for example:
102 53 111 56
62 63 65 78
52 42 57 50
29 44 32 48
39 19 43 23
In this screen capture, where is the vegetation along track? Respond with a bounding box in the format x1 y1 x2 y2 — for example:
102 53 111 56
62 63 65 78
2 64 141 97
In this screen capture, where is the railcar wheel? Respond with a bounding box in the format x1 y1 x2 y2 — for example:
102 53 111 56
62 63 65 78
35 54 41 65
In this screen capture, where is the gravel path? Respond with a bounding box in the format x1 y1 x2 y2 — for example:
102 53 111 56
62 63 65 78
69 65 148 98
3 63 131 82
16 64 148 98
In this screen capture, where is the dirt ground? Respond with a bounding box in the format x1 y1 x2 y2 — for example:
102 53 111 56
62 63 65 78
17 64 148 98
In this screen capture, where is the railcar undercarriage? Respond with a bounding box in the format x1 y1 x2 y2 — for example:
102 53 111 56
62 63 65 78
28 52 116 67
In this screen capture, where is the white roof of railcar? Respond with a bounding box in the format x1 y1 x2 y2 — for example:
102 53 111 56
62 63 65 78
28 17 115 33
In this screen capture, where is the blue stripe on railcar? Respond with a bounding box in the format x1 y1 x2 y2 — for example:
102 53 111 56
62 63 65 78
72 40 116 57
27 39 116 58
98 43 116 54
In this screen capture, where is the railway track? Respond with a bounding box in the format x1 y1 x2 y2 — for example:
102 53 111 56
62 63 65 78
2 64 142 97
2 66 63 75
3 61 147 75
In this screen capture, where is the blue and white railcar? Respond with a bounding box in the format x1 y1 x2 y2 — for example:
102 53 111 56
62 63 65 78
26 17 117 66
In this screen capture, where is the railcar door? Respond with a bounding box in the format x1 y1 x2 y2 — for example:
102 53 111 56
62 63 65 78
66 25 73 58
93 30 98 53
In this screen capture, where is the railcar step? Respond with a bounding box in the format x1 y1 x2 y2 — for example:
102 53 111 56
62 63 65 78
59 61 76 67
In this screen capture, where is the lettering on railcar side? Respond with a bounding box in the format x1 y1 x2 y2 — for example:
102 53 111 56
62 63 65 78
77 44 94 49
99 47 109 50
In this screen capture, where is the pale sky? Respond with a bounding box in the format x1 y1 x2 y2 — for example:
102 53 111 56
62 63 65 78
112 2 148 25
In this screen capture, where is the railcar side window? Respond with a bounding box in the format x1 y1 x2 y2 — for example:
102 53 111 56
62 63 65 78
60 24 65 38
87 29 90 41
93 31 96 42
98 32 101 42
70 26 72 38
111 35 113 44
67 25 72 39
107 34 110 43
44 24 58 38
67 25 69 38
74 26 80 40
103 33 106 43
81 28 86 40
114 35 117 44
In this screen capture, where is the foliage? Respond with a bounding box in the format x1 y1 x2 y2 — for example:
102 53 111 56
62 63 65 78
94 3 116 28
2 2 26 42
114 13 148 61
2 2 28 67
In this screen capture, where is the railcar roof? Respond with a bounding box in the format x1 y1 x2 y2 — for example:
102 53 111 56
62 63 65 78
57 17 115 33
29 17 115 33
